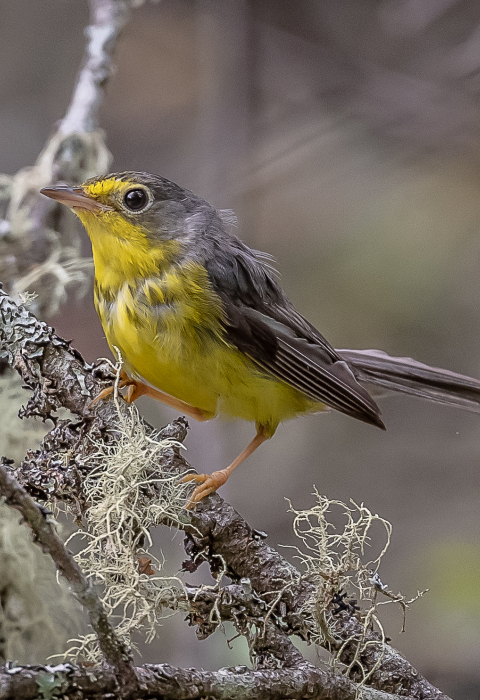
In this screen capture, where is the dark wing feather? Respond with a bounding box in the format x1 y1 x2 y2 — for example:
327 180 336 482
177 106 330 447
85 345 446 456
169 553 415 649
339 348 480 413
205 240 384 429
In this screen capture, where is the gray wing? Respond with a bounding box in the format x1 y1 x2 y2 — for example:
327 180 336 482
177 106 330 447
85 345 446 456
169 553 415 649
204 235 384 429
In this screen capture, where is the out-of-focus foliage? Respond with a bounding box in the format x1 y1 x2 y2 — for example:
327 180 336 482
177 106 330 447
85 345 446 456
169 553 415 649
0 502 81 663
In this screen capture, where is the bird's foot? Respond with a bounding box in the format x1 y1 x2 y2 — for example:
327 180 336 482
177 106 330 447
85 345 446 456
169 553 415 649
182 469 230 508
89 370 134 407
89 371 213 421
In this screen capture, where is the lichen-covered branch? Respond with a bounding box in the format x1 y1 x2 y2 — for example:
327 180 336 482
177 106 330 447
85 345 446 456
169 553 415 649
0 288 451 700
60 0 132 135
0 661 410 700
0 0 132 318
0 463 138 695
185 509 449 699
182 581 304 668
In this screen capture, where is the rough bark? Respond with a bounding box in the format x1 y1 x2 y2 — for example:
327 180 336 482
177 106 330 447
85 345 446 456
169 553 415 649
0 662 410 700
0 464 138 695
0 287 452 700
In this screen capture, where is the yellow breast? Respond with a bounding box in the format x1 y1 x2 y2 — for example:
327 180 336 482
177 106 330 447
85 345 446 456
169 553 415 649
82 207 317 435
96 261 225 412
95 264 316 435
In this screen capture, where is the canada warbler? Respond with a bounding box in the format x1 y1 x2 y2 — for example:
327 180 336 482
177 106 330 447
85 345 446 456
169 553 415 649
41 172 480 504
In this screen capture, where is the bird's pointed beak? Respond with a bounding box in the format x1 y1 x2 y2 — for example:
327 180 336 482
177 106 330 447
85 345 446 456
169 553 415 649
40 186 114 212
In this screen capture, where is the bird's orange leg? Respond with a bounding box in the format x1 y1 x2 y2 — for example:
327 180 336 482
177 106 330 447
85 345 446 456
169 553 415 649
90 370 214 422
89 369 132 406
183 425 268 507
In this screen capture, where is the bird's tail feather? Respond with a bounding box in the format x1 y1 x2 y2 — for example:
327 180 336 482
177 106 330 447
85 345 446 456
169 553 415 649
339 348 480 413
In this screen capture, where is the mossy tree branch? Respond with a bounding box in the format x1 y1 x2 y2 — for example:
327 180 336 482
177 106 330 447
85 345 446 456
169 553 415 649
0 463 138 695
0 467 408 700
0 287 452 700
0 661 410 700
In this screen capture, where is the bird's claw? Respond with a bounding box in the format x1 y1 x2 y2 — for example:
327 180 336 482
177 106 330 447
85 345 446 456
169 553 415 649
182 470 229 508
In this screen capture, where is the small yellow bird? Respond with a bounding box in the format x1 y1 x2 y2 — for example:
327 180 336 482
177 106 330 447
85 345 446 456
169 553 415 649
41 172 480 504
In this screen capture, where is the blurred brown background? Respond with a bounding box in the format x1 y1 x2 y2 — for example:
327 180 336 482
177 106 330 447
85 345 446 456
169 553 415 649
2 1 480 696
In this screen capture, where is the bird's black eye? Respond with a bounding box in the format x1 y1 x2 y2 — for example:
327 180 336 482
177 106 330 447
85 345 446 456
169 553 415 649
123 188 149 211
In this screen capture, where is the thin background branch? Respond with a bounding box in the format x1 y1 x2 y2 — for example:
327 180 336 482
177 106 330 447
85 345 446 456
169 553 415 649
0 463 138 695
0 0 132 319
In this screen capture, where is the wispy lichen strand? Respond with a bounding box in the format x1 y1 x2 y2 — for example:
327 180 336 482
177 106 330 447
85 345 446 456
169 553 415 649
287 490 426 684
64 402 192 662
